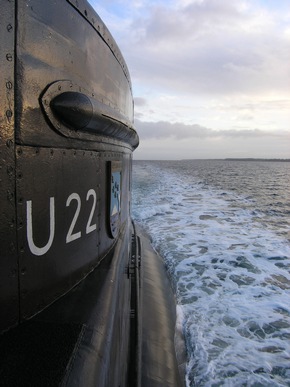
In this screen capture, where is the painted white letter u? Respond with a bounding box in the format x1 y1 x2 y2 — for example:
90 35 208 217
26 197 55 256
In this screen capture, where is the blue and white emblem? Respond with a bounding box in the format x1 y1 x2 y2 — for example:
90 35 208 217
109 161 122 238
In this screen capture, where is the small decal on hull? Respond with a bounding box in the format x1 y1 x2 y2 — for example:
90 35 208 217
109 161 122 238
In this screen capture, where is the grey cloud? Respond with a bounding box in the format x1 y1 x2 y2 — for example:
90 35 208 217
214 100 290 112
239 115 254 121
135 119 289 140
121 1 290 96
133 134 290 160
133 0 244 45
134 97 147 106
135 120 210 139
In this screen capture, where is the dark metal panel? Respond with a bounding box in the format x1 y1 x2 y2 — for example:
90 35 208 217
0 222 133 387
67 0 131 84
61 225 132 386
0 0 19 332
15 0 136 150
0 321 83 386
16 146 101 320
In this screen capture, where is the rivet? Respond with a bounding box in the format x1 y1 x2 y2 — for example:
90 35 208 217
7 191 14 201
6 53 13 61
9 242 15 253
21 267 26 275
6 81 13 90
6 139 13 148
7 24 13 32
6 165 13 176
6 110 13 119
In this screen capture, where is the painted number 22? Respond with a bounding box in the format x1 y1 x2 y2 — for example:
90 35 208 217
26 189 97 256
66 189 97 243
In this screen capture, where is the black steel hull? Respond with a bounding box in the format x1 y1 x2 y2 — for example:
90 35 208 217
0 0 183 385
1 0 136 334
0 225 183 386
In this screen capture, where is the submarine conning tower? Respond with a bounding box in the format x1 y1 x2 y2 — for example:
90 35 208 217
0 1 184 386
1 0 138 335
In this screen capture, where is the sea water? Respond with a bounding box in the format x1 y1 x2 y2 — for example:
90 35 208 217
132 160 290 387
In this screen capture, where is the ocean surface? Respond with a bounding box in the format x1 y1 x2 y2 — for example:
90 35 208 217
132 160 290 387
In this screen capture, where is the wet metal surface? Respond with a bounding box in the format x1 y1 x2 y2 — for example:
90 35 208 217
138 226 183 387
0 0 19 332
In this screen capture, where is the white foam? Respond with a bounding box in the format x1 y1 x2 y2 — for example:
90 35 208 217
132 161 290 386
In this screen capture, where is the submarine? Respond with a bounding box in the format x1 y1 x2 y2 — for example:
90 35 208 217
0 0 184 385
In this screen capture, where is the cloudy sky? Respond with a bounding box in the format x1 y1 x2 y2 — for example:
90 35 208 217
89 0 289 159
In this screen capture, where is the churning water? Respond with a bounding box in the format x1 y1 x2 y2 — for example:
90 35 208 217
132 160 290 387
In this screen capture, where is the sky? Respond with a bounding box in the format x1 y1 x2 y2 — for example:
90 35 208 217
89 0 290 159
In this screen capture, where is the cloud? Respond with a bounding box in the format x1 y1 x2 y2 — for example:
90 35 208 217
113 0 290 96
134 97 147 106
91 1 290 98
135 119 290 140
90 0 290 159
91 0 290 97
133 130 290 160
136 120 210 139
